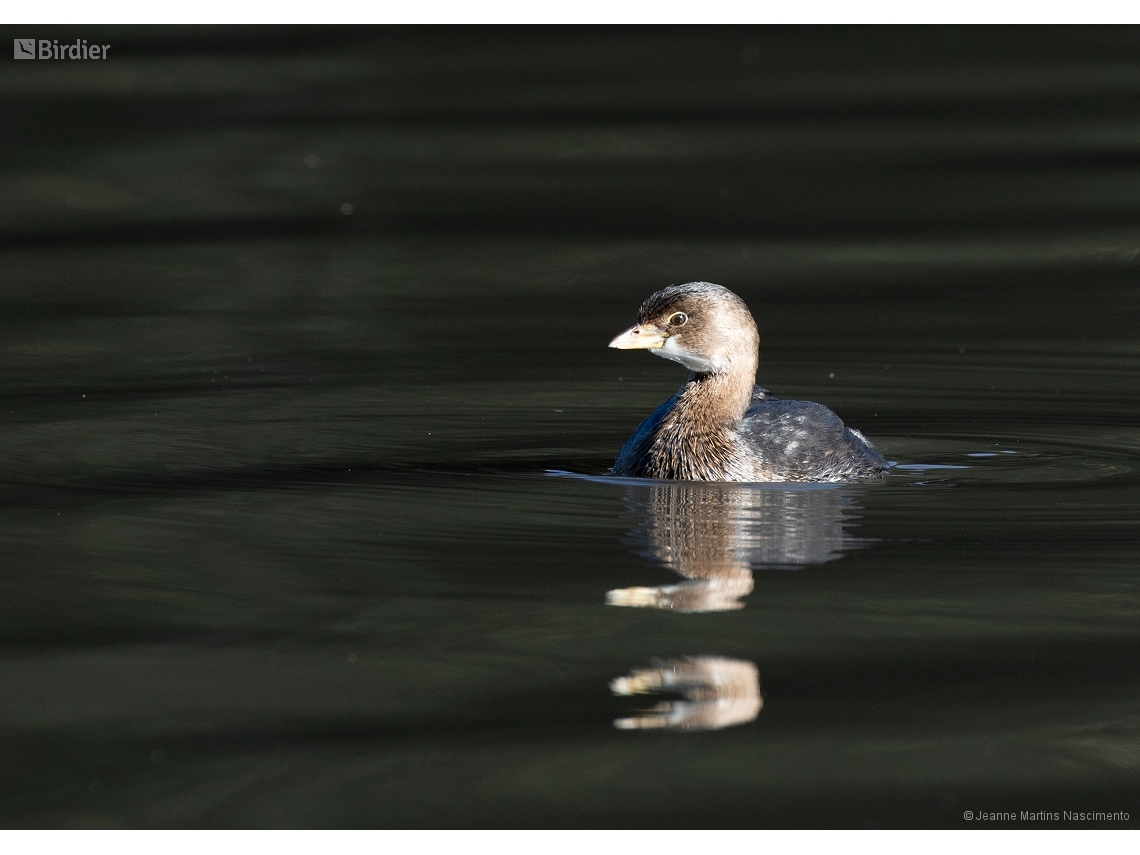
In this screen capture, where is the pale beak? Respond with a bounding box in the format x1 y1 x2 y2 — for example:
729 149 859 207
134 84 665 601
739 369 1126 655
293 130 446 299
609 323 666 350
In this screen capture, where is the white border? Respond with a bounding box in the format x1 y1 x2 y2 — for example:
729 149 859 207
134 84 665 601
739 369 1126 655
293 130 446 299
6 1 1140 25
0 830 1137 854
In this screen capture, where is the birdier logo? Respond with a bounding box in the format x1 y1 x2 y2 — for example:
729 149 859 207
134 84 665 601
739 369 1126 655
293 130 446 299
13 39 110 59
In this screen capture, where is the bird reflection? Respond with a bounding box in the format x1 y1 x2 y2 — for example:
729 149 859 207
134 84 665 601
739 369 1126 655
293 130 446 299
603 483 873 730
607 482 872 612
610 656 762 731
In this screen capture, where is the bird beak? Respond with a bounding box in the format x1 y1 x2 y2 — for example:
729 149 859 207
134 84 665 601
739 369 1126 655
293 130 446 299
609 323 666 350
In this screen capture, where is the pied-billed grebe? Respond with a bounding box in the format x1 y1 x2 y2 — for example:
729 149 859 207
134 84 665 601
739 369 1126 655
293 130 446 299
609 281 888 482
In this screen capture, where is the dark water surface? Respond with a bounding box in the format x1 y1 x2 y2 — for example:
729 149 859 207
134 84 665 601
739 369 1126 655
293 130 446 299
1 26 1139 828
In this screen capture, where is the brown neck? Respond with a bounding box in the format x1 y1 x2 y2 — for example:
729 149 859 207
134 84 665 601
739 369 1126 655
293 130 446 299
670 362 756 429
641 363 756 480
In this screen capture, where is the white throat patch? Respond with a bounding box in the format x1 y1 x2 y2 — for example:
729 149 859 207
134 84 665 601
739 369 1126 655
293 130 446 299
651 336 719 373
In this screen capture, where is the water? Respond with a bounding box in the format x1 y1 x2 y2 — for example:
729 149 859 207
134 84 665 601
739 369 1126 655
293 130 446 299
0 26 1138 828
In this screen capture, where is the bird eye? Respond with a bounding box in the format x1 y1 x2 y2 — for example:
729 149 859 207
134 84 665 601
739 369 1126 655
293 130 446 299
668 312 688 326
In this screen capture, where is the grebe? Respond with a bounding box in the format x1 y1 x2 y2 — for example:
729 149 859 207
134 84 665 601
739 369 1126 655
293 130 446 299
609 281 888 482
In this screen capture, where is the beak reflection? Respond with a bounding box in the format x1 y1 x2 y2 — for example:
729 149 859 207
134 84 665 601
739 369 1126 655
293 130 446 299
610 656 762 731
